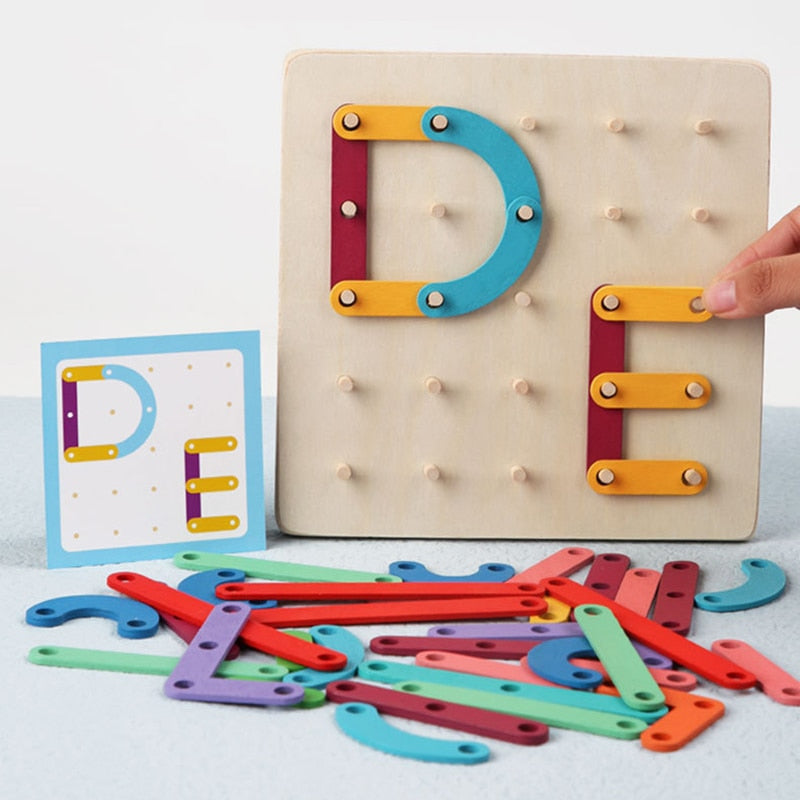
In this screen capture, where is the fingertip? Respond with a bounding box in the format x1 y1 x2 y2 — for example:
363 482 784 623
733 257 800 317
702 280 737 315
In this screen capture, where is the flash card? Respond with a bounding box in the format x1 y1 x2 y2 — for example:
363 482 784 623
41 331 264 567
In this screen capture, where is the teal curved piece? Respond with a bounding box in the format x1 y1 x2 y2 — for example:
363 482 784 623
334 702 490 764
101 364 157 457
282 625 364 690
695 558 787 612
417 106 543 317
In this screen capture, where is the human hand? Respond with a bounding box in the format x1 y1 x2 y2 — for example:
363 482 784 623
702 206 800 318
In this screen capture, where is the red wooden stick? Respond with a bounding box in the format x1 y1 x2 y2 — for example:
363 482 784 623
106 572 346 671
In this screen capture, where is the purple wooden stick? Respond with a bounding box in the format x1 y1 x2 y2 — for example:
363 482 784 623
184 451 202 522
164 602 303 706
161 611 241 659
427 621 586 639
62 379 79 450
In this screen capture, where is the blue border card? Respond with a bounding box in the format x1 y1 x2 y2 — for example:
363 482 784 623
41 331 265 567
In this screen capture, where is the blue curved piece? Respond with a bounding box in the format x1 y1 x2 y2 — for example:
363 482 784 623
389 560 515 583
526 635 672 690
526 636 604 689
282 625 364 690
177 569 277 609
101 365 157 457
421 107 541 219
334 702 490 764
25 594 160 639
694 558 787 612
417 106 543 317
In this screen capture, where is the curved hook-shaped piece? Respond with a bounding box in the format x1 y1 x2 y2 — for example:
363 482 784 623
282 625 364 690
418 106 542 318
525 636 605 689
25 594 160 639
177 568 277 609
389 560 515 583
103 365 157 456
694 558 786 612
334 702 490 764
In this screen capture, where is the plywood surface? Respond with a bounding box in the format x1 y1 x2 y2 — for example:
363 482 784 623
277 52 769 540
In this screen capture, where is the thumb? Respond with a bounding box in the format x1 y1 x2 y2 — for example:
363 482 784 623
702 253 800 318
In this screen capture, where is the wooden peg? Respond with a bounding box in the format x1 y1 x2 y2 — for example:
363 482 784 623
340 200 358 218
423 464 441 482
510 465 528 483
601 294 620 312
338 289 357 307
599 381 618 399
689 296 706 313
596 468 615 486
426 291 445 309
682 468 703 487
607 118 625 133
342 112 361 131
514 291 532 307
336 463 353 481
512 378 530 395
425 377 443 395
516 205 535 222
685 382 705 399
337 375 355 393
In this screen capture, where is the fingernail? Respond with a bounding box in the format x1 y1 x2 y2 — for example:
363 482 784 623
702 280 737 314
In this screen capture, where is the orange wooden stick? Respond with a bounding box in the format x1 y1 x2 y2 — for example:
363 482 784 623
598 684 725 752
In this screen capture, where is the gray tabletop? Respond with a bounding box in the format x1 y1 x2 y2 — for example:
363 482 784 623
2 398 799 800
